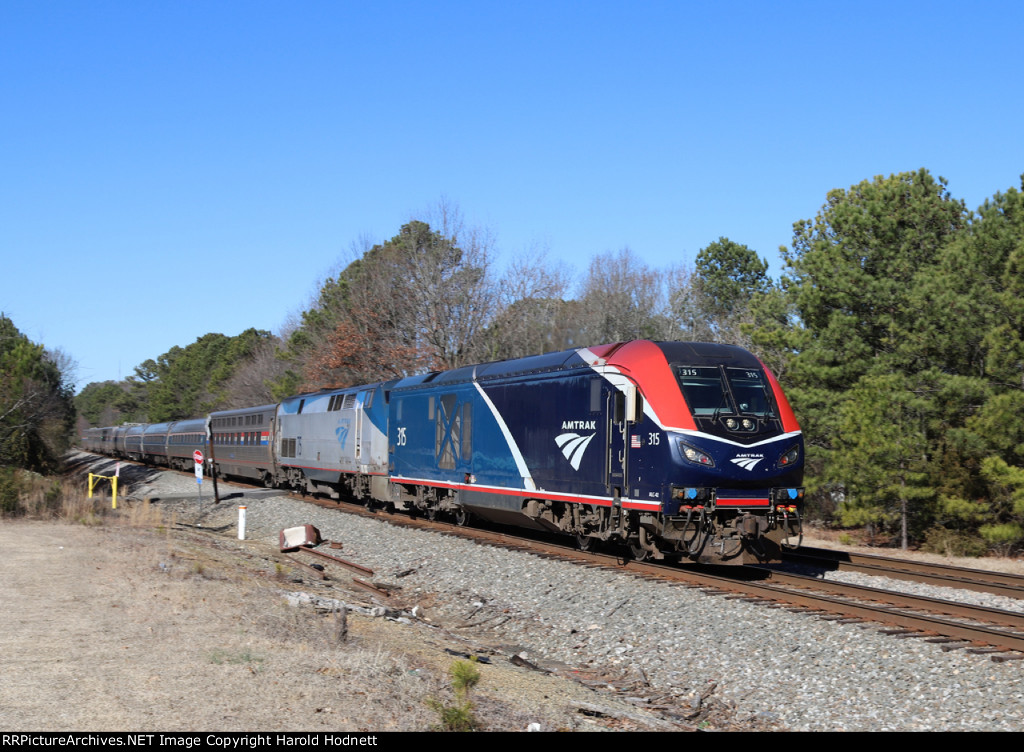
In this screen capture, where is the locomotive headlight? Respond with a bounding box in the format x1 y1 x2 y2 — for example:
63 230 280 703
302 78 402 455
724 417 737 430
678 440 714 467
741 418 754 430
778 444 800 468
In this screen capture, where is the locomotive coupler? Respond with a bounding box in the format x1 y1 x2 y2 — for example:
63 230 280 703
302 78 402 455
739 512 766 539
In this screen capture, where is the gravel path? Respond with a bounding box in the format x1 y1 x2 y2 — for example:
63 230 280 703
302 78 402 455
131 462 1024 732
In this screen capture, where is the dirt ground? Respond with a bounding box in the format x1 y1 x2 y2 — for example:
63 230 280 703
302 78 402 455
0 518 682 733
8 468 1017 734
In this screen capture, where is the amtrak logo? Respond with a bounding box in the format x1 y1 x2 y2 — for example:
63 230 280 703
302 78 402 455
556 432 596 471
335 419 351 449
730 455 764 471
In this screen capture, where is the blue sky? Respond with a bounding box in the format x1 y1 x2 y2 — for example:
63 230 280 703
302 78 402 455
2 0 1022 391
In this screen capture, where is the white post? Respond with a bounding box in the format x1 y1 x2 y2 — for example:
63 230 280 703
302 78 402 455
238 505 247 540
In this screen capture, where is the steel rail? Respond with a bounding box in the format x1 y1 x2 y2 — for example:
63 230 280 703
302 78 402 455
101 455 1024 656
621 562 1024 656
303 501 1024 654
787 546 1024 599
295 545 375 576
754 568 1024 631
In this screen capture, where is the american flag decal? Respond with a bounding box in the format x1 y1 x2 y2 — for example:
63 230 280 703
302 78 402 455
631 435 641 448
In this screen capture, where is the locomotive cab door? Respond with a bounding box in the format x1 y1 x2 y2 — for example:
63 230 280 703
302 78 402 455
604 381 641 502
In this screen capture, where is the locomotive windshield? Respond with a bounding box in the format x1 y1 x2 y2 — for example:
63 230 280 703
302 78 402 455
724 367 774 416
675 365 775 418
675 366 728 415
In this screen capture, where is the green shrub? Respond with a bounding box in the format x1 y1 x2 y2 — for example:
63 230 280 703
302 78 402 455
428 659 481 731
0 467 21 515
449 659 481 694
921 526 988 558
978 523 1024 556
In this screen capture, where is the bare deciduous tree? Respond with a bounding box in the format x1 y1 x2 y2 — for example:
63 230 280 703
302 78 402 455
297 203 499 389
484 244 573 360
576 248 675 344
220 335 290 409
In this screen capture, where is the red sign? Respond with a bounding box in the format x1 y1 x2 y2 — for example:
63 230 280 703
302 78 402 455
193 450 204 464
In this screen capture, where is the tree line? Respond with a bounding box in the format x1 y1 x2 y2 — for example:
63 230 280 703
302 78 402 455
758 169 1024 555
272 205 773 394
0 314 77 511
35 171 1024 554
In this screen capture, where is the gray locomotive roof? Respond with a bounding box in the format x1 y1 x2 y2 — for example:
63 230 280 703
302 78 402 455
279 380 394 405
391 348 586 392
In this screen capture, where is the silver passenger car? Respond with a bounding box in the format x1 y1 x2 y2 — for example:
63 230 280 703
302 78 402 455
166 418 209 472
208 405 276 485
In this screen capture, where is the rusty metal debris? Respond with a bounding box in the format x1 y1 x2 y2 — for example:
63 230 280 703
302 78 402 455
295 544 374 575
281 555 328 581
351 577 391 598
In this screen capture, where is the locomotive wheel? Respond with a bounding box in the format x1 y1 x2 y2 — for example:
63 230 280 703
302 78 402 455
454 508 469 526
628 541 651 562
576 534 593 552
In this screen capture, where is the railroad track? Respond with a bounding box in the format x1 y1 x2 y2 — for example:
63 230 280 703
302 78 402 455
783 545 1024 600
747 566 1024 659
292 496 1024 662
74 451 1024 662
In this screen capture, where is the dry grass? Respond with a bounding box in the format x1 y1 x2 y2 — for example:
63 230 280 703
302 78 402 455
1 465 169 530
0 483 629 732
22 456 958 731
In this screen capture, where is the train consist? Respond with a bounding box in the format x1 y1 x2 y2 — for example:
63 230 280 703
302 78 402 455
82 340 805 565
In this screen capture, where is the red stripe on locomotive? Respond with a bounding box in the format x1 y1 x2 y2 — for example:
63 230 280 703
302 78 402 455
602 340 698 430
758 359 800 433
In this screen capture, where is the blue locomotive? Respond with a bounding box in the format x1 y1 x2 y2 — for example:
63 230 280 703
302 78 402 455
385 340 804 564
82 340 804 565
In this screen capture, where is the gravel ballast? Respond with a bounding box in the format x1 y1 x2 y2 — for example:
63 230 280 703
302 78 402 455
131 464 1024 732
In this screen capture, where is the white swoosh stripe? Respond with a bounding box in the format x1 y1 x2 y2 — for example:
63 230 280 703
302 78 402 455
474 380 535 491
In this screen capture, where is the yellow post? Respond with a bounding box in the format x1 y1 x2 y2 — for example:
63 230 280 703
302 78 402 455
87 473 118 509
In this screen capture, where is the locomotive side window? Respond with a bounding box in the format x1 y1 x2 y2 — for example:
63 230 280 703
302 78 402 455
462 402 472 460
435 393 469 470
435 401 447 466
